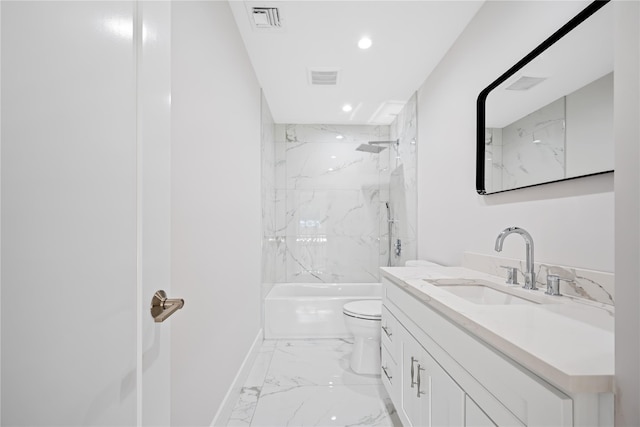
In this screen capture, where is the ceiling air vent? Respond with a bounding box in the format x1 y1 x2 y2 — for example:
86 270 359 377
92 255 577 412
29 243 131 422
505 76 547 91
251 7 282 29
308 68 340 86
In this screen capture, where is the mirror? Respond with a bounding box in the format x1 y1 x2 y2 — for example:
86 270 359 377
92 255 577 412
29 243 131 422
476 1 613 194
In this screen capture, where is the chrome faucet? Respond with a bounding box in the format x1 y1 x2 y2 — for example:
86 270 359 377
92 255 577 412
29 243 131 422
494 227 537 290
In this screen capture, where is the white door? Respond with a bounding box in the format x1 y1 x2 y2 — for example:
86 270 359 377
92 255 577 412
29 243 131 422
1 1 171 425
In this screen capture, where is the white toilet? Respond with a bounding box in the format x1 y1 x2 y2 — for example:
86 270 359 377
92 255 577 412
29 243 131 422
343 299 382 375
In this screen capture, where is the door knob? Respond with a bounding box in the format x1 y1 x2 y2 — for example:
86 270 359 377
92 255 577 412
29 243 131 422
150 290 184 323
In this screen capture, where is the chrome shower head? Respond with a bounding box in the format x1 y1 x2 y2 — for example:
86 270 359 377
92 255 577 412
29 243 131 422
355 143 387 153
355 139 399 153
368 139 399 146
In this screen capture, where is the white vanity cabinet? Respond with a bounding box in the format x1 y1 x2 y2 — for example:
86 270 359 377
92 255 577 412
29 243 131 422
381 275 588 427
383 301 466 427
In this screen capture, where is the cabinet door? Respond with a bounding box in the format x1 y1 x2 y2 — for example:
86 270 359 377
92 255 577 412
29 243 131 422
465 396 497 427
431 359 465 426
401 326 466 427
401 333 430 427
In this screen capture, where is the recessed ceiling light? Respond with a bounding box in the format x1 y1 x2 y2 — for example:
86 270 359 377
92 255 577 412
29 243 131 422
336 135 344 140
331 155 337 159
342 104 353 112
358 37 372 50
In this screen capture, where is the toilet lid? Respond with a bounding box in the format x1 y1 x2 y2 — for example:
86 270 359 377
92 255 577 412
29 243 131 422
343 300 382 320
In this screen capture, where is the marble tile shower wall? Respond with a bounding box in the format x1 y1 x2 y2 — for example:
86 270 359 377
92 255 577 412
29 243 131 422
486 97 565 193
261 94 278 292
272 124 391 283
389 93 418 266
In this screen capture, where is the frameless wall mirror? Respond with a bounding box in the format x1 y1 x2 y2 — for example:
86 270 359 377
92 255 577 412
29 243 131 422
476 0 613 195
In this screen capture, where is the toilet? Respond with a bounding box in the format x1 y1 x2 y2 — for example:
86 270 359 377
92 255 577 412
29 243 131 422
343 299 382 375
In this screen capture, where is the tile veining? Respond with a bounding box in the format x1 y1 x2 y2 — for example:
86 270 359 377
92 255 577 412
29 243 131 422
226 339 400 427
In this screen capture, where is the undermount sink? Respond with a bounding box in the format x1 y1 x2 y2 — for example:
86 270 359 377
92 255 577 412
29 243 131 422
439 285 537 306
424 278 538 306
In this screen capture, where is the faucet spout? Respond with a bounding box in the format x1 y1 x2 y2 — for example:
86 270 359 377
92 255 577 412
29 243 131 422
494 227 537 290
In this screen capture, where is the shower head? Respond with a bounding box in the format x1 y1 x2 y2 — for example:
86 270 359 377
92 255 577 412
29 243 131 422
368 139 399 146
355 139 399 153
356 143 387 153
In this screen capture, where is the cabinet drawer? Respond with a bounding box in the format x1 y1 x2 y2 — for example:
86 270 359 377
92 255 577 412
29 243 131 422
381 345 400 403
381 304 401 363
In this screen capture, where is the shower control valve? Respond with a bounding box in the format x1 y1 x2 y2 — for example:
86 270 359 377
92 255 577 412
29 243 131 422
394 239 402 257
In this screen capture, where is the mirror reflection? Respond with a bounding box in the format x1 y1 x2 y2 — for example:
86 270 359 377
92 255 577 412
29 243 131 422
478 1 613 194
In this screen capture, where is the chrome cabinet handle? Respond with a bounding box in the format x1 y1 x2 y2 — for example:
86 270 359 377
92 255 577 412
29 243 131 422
150 290 184 323
382 365 392 382
416 364 426 397
382 325 393 339
410 356 417 388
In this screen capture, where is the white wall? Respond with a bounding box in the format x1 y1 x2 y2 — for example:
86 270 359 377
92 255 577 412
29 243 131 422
416 0 614 273
566 73 614 177
170 2 262 425
614 2 640 425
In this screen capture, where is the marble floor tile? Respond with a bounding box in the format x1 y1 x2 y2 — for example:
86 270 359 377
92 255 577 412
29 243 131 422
265 339 380 387
227 342 277 426
225 338 399 427
251 384 395 427
227 385 261 426
245 343 276 387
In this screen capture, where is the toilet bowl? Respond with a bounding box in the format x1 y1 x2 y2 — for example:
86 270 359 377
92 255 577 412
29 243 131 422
343 299 382 375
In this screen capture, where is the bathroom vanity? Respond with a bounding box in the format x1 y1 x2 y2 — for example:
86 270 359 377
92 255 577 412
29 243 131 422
380 266 614 427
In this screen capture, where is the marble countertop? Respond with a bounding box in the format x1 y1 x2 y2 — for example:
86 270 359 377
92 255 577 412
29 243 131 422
380 265 614 394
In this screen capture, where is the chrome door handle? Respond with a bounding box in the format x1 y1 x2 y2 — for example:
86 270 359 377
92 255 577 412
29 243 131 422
410 356 417 388
150 290 184 323
416 364 426 397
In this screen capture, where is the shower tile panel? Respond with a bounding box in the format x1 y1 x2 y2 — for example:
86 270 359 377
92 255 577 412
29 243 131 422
274 142 287 192
261 95 277 284
281 123 387 144
273 189 287 234
500 97 565 190
262 236 287 284
284 141 382 190
262 189 278 236
285 189 379 237
388 93 418 264
265 119 417 281
285 235 379 283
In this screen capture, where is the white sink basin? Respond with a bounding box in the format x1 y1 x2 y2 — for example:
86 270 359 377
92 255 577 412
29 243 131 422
438 285 537 306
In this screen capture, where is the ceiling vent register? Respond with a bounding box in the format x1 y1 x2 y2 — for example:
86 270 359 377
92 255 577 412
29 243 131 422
251 7 282 29
309 69 340 86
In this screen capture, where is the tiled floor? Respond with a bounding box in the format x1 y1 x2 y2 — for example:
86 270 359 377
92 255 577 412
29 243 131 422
226 339 401 427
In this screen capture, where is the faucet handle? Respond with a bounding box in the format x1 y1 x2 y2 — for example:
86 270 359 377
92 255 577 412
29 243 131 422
545 274 572 296
500 265 519 285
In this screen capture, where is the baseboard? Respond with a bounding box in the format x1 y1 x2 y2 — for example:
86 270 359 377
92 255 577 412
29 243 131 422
210 328 264 427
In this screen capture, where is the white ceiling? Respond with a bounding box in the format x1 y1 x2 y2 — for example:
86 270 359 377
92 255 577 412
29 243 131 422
229 1 484 125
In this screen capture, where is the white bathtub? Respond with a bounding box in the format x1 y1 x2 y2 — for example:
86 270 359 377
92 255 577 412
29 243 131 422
264 283 382 339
